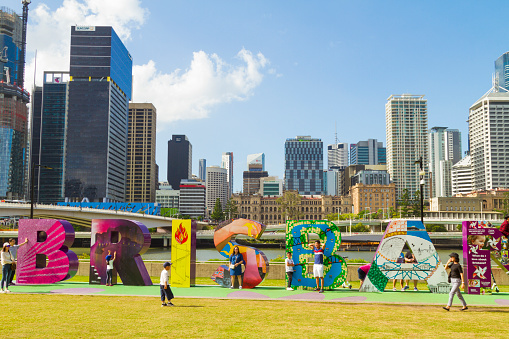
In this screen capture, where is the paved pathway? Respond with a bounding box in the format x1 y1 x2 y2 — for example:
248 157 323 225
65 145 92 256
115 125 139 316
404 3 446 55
8 282 509 307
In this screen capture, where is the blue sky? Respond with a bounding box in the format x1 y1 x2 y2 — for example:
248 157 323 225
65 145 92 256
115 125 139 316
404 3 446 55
4 0 508 192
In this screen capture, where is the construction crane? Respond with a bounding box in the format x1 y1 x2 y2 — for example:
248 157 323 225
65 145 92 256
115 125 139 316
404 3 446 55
17 0 31 89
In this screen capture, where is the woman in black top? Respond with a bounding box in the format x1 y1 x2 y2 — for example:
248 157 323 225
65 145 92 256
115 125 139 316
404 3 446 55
443 252 468 311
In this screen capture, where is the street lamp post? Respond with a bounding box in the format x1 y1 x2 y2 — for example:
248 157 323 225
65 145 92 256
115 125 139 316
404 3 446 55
30 163 53 219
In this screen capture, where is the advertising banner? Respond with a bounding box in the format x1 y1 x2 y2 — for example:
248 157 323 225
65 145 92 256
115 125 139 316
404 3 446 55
462 221 509 294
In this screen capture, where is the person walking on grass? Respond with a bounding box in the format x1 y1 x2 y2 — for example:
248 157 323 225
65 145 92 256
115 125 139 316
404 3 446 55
8 237 28 285
105 250 116 286
229 245 244 289
309 240 326 293
443 252 468 311
160 262 174 307
285 251 298 291
1 242 14 293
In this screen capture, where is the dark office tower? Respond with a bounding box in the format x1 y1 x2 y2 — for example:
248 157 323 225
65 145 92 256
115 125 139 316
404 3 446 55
65 26 132 202
0 8 29 200
284 136 324 195
127 103 157 203
30 72 70 203
167 135 192 190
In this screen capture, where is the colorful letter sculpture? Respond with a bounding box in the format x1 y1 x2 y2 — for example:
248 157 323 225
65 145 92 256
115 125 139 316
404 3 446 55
16 219 79 284
211 218 269 289
285 220 347 290
360 220 450 293
462 221 509 294
171 219 197 288
89 219 152 286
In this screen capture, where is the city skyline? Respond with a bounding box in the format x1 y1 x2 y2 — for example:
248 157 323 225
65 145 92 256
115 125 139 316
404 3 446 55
3 0 509 193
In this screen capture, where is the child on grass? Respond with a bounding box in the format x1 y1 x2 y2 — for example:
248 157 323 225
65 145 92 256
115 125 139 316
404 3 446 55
160 261 174 307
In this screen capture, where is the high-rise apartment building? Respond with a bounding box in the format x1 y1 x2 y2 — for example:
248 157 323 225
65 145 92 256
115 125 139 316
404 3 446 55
199 159 206 181
429 127 462 198
324 169 341 196
247 153 265 171
126 103 157 203
495 52 509 90
285 136 324 195
469 86 509 191
350 139 386 165
167 135 192 190
0 7 29 199
386 94 428 200
451 155 473 196
206 166 228 214
221 152 233 198
327 143 348 169
65 26 132 202
30 72 70 203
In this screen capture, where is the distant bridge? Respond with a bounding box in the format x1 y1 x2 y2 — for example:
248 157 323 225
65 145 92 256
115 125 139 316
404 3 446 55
0 203 208 229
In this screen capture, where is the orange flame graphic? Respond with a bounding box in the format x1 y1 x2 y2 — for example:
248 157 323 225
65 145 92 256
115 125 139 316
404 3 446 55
175 223 189 245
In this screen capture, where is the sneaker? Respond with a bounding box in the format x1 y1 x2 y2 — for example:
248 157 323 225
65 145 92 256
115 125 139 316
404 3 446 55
239 286 243 289
161 303 167 307
0 290 4 293
403 285 409 291
229 286 233 289
313 287 320 291
168 302 174 306
4 290 10 293
392 288 397 291
319 289 324 293
460 307 468 311
414 287 418 291
286 287 294 291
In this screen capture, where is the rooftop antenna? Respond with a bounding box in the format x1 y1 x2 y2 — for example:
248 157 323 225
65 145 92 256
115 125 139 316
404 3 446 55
334 121 338 145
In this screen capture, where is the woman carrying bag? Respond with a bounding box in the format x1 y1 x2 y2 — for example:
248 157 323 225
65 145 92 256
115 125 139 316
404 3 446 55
1 242 15 293
229 246 245 289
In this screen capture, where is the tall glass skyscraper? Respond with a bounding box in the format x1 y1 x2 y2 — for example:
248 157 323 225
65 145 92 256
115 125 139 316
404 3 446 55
65 26 132 202
221 152 233 198
0 7 29 200
327 143 348 170
30 72 70 203
199 159 206 181
284 136 323 195
429 127 462 198
495 52 509 90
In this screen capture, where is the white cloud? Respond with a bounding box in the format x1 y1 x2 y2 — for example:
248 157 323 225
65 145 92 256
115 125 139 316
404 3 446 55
25 0 147 89
24 0 269 124
133 49 269 123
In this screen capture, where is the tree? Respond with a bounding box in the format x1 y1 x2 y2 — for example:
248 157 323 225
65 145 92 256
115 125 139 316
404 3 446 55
351 222 370 232
210 198 224 221
276 190 303 221
398 189 411 217
496 192 509 216
411 190 421 218
223 197 239 220
426 224 447 232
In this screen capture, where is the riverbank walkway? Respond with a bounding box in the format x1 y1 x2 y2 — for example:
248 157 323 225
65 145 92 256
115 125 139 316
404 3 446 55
8 282 509 307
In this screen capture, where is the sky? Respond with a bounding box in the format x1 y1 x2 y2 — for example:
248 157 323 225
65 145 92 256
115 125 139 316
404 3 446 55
4 0 509 193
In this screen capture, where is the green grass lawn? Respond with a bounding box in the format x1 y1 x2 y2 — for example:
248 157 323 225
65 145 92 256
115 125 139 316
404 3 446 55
66 275 509 292
2 294 509 338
